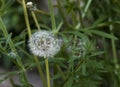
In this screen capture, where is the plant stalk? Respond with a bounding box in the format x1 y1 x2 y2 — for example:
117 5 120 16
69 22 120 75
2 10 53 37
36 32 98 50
22 0 31 37
77 0 84 28
109 18 119 69
45 58 51 87
22 0 46 86
57 0 70 28
34 56 47 87
47 0 56 30
31 11 40 30
82 0 92 18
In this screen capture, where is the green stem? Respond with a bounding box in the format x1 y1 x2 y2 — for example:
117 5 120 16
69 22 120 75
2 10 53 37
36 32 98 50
82 0 92 18
56 65 66 80
57 0 70 28
47 0 56 30
22 1 47 86
45 58 51 87
111 34 119 69
22 0 31 37
0 18 15 51
31 11 40 30
35 10 50 16
10 78 15 86
71 11 77 26
77 0 84 28
102 37 109 59
109 18 119 69
34 56 47 87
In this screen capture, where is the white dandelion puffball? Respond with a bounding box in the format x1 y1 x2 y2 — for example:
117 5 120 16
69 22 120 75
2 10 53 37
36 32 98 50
28 30 61 58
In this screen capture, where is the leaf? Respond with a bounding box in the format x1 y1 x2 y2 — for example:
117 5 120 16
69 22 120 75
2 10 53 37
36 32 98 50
0 0 15 16
5 33 12 46
62 30 89 40
40 24 51 30
86 60 104 69
82 62 86 76
55 21 63 33
89 29 118 40
0 71 18 83
18 47 34 58
2 0 15 11
68 57 80 63
93 16 107 26
14 41 25 47
52 73 61 80
64 76 74 87
89 51 105 57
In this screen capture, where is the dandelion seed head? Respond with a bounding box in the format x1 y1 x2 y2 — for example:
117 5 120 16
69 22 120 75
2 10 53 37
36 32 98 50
77 39 85 57
26 1 37 11
7 52 17 59
27 2 33 8
28 30 61 58
72 38 86 58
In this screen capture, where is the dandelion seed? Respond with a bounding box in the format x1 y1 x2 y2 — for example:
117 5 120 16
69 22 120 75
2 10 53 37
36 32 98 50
28 30 61 58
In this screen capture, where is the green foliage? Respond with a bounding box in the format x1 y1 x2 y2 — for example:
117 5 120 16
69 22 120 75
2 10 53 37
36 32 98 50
0 0 120 87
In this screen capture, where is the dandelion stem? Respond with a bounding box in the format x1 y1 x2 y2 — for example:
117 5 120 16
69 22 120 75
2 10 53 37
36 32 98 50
22 0 31 37
22 1 47 86
45 58 51 87
111 33 119 69
102 37 109 59
56 65 65 80
109 18 119 69
47 0 56 30
57 0 71 28
82 0 92 18
77 0 84 28
31 11 41 30
34 56 47 87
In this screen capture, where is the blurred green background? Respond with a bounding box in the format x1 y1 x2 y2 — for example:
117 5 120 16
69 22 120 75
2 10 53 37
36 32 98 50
0 0 120 87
